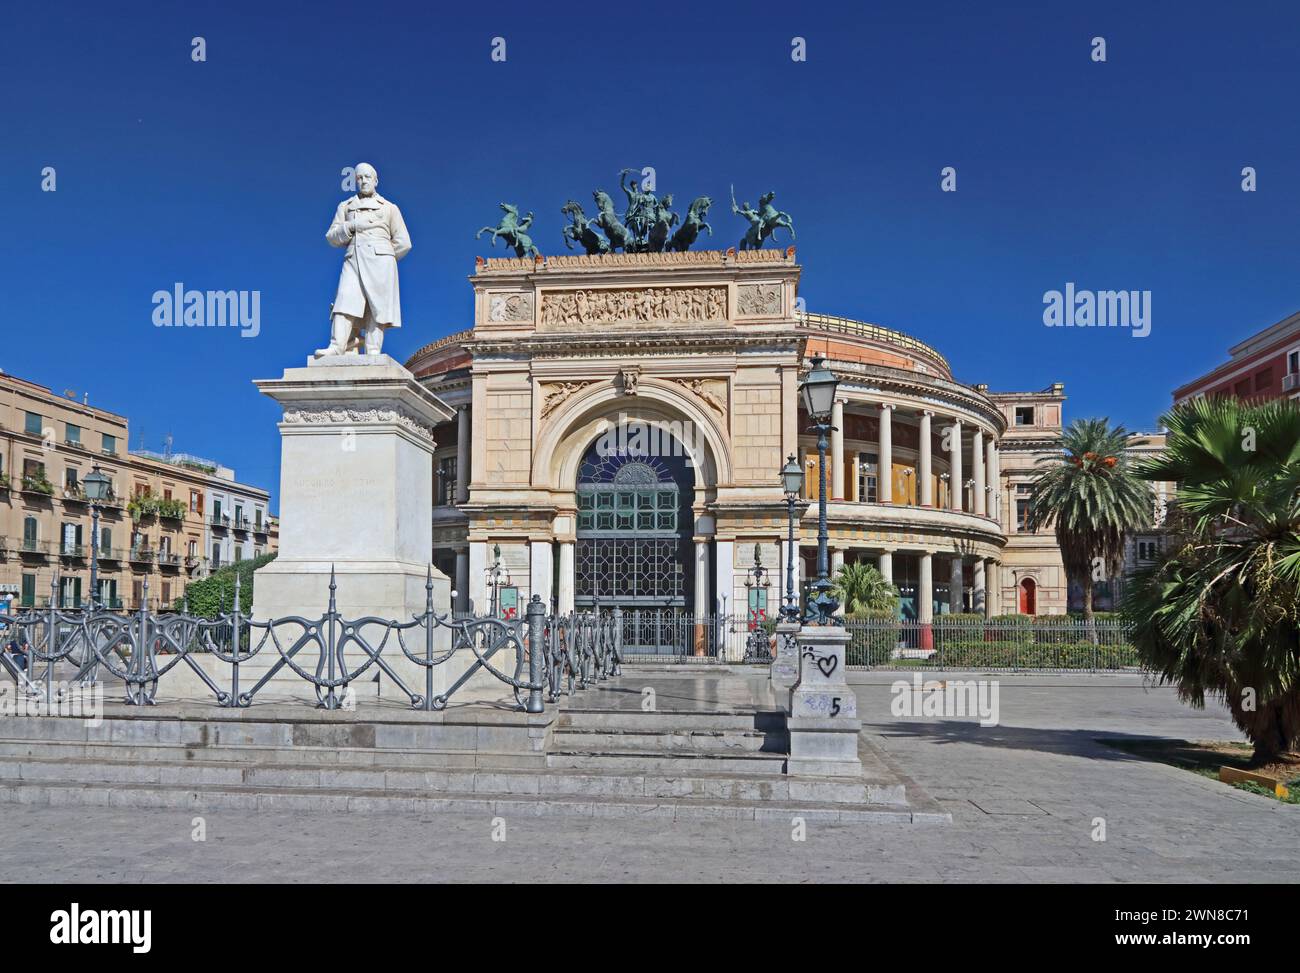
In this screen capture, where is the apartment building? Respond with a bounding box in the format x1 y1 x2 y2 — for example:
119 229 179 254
0 371 276 613
1172 308 1300 405
985 384 1070 615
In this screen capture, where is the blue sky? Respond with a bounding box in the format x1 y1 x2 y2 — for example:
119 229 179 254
8 0 1299 509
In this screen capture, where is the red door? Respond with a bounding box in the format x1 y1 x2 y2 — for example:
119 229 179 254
1019 578 1037 615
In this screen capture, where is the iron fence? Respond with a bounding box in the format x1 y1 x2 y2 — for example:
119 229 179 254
842 617 1137 671
0 571 550 714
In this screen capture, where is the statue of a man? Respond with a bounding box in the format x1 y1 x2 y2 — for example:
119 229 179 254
317 163 411 358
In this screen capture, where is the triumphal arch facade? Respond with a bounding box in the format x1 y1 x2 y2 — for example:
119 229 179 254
407 247 1054 653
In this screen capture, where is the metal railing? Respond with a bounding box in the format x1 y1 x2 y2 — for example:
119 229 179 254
0 571 550 714
841 617 1136 671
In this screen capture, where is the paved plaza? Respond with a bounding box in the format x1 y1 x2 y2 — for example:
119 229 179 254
1 671 1294 883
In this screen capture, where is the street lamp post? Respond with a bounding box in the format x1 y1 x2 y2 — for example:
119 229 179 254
82 465 112 610
799 357 841 625
779 453 804 621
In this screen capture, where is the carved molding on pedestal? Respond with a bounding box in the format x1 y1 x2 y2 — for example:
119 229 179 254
281 403 438 444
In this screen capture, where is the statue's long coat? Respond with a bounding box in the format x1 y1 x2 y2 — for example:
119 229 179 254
326 193 411 328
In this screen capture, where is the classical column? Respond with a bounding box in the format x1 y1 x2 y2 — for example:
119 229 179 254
879 403 893 503
878 550 893 584
987 438 1001 526
715 539 735 659
973 558 986 615
694 541 711 617
529 540 553 610
557 541 575 614
454 549 469 613
468 541 489 616
972 428 986 516
455 406 470 504
950 556 965 613
831 398 845 500
694 540 711 656
919 551 934 649
831 548 845 616
949 419 963 512
919 411 933 507
986 559 1000 616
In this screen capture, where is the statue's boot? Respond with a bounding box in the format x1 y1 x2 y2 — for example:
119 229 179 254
314 313 359 358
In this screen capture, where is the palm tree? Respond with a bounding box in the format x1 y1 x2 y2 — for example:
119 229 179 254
1026 417 1153 629
832 561 899 616
1123 397 1300 763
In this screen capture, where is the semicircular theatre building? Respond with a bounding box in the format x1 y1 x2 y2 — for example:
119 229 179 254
406 249 1067 636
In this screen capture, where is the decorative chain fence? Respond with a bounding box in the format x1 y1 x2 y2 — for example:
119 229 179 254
0 571 551 713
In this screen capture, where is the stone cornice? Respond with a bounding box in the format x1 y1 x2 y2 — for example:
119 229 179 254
471 328 803 358
826 360 1006 433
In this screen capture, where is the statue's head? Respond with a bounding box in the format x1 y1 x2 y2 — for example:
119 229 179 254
355 163 378 197
760 191 775 205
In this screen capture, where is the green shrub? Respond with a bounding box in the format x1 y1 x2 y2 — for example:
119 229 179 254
177 553 277 617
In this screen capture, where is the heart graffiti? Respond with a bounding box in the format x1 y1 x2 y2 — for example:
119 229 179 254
815 654 838 678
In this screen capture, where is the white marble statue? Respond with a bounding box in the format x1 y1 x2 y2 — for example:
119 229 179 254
317 163 412 358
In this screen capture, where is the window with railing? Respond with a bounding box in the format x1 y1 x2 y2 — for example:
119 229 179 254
102 433 117 455
66 423 81 446
857 451 878 503
436 456 458 505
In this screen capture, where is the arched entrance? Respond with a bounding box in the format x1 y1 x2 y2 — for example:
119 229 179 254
1019 577 1037 615
574 430 695 653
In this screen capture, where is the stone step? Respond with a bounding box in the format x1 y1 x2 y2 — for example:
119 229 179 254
0 752 898 805
0 778 938 824
0 739 545 771
550 728 775 753
556 709 785 732
0 712 550 756
546 749 789 776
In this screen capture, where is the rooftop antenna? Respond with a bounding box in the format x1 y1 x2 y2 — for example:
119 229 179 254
163 434 174 459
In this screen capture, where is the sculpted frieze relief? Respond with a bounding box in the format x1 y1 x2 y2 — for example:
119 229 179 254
540 286 727 329
539 381 595 421
671 377 727 417
736 282 783 316
487 292 534 323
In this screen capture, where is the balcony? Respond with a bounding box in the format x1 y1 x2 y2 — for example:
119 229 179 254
19 539 50 556
232 517 251 533
157 552 182 568
21 476 55 498
210 514 230 529
129 547 155 565
59 543 86 558
1284 372 1300 394
98 546 122 561
62 486 88 504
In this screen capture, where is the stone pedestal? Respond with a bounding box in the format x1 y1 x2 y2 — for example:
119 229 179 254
243 355 473 704
769 619 801 696
787 625 863 777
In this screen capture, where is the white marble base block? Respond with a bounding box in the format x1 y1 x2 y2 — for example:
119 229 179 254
787 625 863 777
769 619 801 696
241 357 485 704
